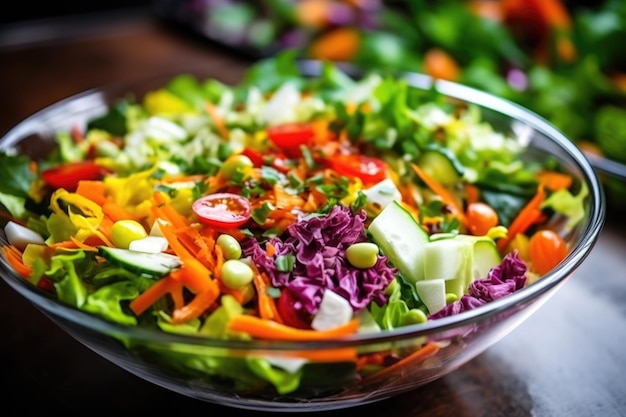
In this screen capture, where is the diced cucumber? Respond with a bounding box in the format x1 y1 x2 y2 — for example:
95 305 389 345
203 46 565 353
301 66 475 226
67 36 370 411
423 238 474 297
362 178 402 216
415 279 446 315
421 235 502 297
423 238 473 281
98 246 182 277
368 201 429 283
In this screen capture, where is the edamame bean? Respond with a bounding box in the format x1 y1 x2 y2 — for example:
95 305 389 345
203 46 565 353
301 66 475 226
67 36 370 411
445 293 459 304
220 154 254 180
402 308 428 325
111 219 148 249
346 242 379 269
221 259 254 290
216 234 242 260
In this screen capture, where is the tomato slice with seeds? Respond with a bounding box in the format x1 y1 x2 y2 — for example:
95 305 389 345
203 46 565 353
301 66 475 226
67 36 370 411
41 160 105 190
330 154 388 185
267 122 315 156
192 193 252 228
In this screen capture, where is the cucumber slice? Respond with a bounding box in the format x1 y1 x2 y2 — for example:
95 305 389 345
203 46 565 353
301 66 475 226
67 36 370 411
98 246 181 277
368 201 429 283
471 239 501 279
416 148 464 186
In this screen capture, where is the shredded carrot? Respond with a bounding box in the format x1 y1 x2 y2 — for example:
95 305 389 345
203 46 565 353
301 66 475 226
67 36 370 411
411 163 466 224
497 184 546 251
1 245 32 278
362 342 440 381
157 216 218 294
71 124 85 144
536 170 572 191
252 271 283 323
286 347 357 362
266 243 276 258
69 236 99 251
465 183 480 205
228 315 359 341
152 191 189 229
159 174 204 184
273 184 305 209
205 102 229 139
102 201 139 223
172 285 220 323
129 274 182 316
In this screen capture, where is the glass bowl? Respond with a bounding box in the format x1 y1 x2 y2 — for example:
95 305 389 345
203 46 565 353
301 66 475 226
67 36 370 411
0 61 605 412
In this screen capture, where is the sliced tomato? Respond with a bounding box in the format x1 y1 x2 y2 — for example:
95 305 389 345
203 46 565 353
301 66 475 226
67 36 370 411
41 160 105 190
267 122 315 156
192 193 252 228
276 289 312 329
330 154 388 185
241 148 264 167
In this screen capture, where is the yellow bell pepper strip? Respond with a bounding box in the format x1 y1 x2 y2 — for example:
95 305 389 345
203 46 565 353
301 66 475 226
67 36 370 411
49 189 114 247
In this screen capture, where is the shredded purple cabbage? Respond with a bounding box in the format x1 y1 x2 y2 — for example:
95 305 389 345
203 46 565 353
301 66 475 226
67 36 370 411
428 251 528 319
242 205 397 315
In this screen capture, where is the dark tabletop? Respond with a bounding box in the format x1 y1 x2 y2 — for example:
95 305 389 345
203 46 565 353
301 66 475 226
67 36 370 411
1 9 625 417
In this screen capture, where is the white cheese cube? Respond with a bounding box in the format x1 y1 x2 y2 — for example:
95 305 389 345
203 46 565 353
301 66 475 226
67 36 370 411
311 290 353 331
4 221 45 250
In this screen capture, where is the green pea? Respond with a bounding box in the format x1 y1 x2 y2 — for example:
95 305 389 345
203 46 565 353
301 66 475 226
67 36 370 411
346 242 379 269
111 219 148 249
216 234 242 260
220 154 254 180
402 308 428 325
221 259 254 290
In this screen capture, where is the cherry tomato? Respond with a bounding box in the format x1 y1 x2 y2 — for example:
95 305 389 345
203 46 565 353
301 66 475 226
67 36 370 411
267 122 314 156
277 289 312 329
528 229 568 275
465 202 499 236
192 193 252 228
41 160 105 190
330 154 388 185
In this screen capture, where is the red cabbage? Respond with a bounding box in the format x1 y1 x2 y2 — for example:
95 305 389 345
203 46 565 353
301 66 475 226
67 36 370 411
428 251 528 319
242 205 397 315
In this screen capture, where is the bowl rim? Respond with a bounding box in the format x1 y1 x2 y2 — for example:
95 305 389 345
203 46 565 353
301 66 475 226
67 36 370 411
0 61 606 349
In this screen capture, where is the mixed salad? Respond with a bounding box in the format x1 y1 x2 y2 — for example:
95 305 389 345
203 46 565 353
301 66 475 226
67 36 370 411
0 53 587 395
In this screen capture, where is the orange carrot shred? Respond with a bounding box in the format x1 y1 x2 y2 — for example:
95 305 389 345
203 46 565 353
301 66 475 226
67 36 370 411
1 245 32 278
129 275 182 316
363 342 440 382
172 285 220 323
497 184 546 251
205 102 229 139
252 271 282 323
228 315 359 341
411 163 466 224
536 170 572 191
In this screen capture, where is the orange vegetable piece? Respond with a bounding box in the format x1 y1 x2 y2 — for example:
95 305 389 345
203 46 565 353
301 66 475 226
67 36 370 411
529 229 568 275
465 202 499 236
423 48 460 81
308 27 360 62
